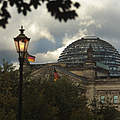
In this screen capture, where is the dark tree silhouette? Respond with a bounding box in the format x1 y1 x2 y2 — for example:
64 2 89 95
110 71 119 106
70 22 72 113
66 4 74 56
0 0 80 28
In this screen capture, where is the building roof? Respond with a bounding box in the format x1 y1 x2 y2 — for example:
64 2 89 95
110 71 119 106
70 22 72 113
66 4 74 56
58 36 120 76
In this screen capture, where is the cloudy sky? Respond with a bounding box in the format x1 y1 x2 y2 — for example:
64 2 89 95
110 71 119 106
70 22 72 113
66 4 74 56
0 0 120 66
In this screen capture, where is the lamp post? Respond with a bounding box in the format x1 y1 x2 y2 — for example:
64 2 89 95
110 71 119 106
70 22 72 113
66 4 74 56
14 26 30 120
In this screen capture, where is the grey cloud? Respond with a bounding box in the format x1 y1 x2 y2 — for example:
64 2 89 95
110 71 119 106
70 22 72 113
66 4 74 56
87 3 120 49
0 50 17 63
1 0 120 64
29 39 59 54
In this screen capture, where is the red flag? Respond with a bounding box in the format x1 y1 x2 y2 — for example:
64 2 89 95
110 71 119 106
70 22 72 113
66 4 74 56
54 68 59 81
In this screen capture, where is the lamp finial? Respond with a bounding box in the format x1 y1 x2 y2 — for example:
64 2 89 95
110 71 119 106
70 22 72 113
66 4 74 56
19 25 25 34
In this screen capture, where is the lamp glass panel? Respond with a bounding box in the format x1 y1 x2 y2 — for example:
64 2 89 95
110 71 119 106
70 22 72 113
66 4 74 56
24 39 29 52
19 40 25 52
14 40 19 52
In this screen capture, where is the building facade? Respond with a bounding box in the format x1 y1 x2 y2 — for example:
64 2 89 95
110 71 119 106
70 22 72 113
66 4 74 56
58 36 120 109
27 36 120 110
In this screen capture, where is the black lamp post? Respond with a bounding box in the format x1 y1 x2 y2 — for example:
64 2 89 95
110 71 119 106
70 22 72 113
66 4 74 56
14 26 30 120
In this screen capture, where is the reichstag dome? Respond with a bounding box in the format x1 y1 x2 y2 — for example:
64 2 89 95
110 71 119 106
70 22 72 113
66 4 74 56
58 36 120 76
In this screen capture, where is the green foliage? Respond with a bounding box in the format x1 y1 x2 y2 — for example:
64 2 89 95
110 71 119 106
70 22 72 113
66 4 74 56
23 80 58 120
98 104 119 120
21 76 91 120
0 0 80 28
0 59 15 73
0 59 18 120
0 61 92 120
70 108 92 120
1 60 119 120
90 98 120 120
41 77 90 120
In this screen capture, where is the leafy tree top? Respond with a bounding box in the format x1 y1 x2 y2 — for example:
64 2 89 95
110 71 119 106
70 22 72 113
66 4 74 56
0 0 80 28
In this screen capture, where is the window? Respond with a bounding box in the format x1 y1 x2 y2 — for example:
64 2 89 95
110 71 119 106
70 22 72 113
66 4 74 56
113 96 118 104
100 96 105 103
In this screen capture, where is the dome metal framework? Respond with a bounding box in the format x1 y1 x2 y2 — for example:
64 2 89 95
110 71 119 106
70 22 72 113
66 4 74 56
58 36 120 76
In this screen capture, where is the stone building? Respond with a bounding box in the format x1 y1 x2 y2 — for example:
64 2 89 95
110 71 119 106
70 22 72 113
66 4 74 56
26 36 120 109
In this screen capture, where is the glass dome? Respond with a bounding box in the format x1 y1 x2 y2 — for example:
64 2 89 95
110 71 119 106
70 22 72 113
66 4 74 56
58 36 120 76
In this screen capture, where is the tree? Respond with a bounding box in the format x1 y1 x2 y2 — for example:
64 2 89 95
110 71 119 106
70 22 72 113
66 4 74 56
0 0 80 28
98 102 120 120
23 80 58 120
0 59 18 120
0 61 93 120
90 97 120 120
43 77 91 120
21 74 93 120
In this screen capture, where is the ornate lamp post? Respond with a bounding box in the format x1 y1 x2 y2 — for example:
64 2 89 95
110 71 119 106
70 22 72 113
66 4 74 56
14 26 30 120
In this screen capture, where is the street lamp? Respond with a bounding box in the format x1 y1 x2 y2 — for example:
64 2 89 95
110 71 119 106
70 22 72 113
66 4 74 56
14 26 30 120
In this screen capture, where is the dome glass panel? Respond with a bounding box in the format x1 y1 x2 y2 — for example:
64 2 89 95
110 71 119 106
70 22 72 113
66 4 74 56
58 36 120 76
